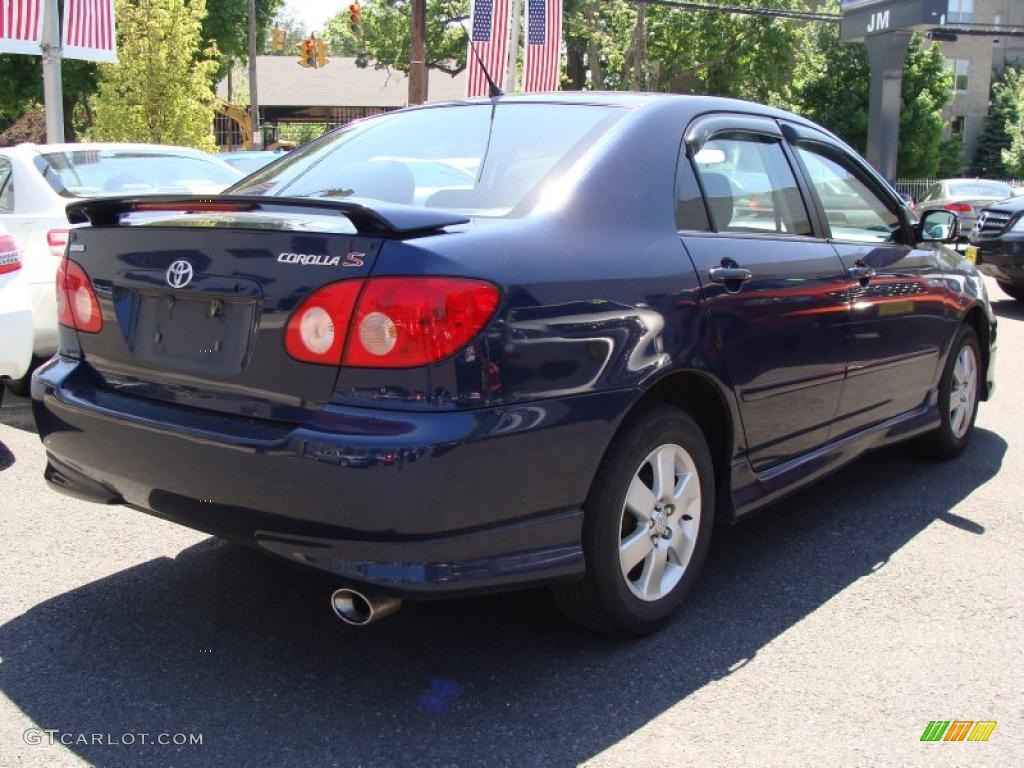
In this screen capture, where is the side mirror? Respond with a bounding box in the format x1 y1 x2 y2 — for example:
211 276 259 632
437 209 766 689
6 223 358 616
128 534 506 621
917 209 960 244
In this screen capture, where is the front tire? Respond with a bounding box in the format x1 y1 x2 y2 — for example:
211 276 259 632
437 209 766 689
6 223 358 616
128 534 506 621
553 404 715 636
921 325 981 460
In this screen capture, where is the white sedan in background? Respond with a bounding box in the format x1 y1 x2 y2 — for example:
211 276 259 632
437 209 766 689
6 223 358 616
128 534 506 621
0 224 33 406
0 143 242 392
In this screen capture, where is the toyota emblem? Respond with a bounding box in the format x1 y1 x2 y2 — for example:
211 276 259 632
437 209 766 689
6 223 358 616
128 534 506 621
166 260 194 289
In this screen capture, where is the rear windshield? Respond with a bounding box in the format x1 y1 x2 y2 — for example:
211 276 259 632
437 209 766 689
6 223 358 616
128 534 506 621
35 150 242 198
949 181 1012 199
230 104 627 217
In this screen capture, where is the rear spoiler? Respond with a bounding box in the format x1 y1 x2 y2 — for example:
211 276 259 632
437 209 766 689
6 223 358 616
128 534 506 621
65 195 470 236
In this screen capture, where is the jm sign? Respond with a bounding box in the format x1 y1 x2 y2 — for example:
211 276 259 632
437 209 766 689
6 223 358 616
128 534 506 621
840 0 949 42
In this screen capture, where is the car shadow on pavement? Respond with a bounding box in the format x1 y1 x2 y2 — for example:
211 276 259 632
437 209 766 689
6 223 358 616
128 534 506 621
0 429 1007 767
0 393 37 434
992 297 1024 320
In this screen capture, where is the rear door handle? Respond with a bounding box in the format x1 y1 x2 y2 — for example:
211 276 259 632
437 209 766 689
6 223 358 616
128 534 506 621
847 265 876 281
708 267 753 284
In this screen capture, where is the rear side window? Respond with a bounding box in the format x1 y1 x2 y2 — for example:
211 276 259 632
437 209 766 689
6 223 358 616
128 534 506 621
0 158 13 212
794 144 901 244
691 133 811 236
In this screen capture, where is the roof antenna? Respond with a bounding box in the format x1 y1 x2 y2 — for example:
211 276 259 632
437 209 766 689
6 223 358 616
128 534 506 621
465 29 504 98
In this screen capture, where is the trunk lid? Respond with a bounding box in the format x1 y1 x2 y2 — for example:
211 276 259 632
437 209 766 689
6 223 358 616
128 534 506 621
63 197 467 422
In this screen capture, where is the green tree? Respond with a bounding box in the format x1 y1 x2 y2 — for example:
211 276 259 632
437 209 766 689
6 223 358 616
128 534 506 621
976 64 1022 176
645 0 807 102
201 0 282 79
323 0 469 74
90 0 220 149
1004 84 1024 176
790 9 957 178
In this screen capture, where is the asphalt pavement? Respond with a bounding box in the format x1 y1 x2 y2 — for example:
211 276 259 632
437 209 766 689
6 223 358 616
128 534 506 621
0 279 1021 768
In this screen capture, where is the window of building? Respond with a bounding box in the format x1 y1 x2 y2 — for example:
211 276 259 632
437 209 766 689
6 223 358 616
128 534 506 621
945 58 970 93
947 0 974 24
950 116 965 138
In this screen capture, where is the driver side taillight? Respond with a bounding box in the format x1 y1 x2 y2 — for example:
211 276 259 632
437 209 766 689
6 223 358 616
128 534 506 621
56 257 103 334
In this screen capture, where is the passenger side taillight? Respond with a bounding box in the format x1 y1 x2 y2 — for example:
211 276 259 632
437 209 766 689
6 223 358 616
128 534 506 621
0 235 20 275
285 280 365 365
284 277 500 368
56 257 103 333
944 203 973 214
47 229 70 258
345 278 500 368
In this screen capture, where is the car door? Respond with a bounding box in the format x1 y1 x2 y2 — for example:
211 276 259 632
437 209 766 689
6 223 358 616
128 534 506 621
783 124 949 438
678 115 851 472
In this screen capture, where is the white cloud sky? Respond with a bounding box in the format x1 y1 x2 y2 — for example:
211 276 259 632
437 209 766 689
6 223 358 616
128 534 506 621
283 0 343 32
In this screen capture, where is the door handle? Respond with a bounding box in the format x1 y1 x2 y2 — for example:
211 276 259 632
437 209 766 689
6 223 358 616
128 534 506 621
847 265 876 281
709 267 753 284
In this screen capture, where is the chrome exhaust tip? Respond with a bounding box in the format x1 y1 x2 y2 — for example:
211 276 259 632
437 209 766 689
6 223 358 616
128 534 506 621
330 588 402 626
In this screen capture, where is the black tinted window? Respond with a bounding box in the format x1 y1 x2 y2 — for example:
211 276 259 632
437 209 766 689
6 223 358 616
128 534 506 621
691 133 811 236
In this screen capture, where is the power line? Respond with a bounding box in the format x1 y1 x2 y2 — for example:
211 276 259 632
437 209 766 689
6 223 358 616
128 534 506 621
633 0 1024 36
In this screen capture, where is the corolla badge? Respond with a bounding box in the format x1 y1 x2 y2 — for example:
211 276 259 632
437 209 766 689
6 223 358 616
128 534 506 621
166 260 195 288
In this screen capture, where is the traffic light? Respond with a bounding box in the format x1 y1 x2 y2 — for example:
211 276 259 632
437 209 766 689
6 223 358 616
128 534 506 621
271 26 285 52
297 37 317 68
349 3 364 38
315 38 329 68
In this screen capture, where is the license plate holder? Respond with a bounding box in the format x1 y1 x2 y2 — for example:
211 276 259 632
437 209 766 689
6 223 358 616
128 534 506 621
128 291 255 374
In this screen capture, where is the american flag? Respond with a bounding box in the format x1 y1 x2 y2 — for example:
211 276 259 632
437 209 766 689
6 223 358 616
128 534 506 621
0 0 42 55
523 0 562 92
466 0 510 98
62 0 118 63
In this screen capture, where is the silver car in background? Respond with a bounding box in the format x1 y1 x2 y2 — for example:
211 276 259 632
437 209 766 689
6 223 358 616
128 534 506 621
915 178 1015 238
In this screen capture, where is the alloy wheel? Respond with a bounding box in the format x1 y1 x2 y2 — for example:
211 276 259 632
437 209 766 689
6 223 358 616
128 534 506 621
949 345 978 439
618 443 702 602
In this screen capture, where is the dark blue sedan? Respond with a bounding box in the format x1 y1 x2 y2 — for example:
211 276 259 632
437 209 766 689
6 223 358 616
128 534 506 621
32 94 996 636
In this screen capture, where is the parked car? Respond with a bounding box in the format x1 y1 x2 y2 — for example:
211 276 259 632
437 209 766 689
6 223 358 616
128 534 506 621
0 224 33 407
0 143 243 392
915 178 1015 237
968 195 1024 300
218 149 290 175
32 95 995 636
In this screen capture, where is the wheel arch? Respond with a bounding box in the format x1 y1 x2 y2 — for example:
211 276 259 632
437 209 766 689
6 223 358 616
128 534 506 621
962 304 992 400
594 368 743 523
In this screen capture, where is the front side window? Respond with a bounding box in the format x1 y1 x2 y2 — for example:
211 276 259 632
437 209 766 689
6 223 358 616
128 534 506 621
231 104 627 218
0 159 13 212
690 133 811 236
795 144 902 244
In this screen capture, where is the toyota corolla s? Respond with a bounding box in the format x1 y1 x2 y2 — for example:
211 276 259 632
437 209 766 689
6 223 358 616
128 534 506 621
32 94 996 636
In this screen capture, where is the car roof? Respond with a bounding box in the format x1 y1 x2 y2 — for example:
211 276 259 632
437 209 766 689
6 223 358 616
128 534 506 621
395 92 835 141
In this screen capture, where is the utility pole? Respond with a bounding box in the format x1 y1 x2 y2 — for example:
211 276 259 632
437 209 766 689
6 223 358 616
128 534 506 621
409 0 428 105
631 2 646 91
41 0 64 143
248 0 263 149
506 0 522 92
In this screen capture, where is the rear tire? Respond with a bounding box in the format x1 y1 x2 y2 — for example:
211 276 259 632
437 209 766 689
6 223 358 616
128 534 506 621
920 325 981 460
996 281 1024 301
553 404 715 637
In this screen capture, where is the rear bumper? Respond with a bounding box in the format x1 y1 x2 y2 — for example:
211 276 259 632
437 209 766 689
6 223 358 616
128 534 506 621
972 235 1024 285
32 358 633 596
28 280 58 356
